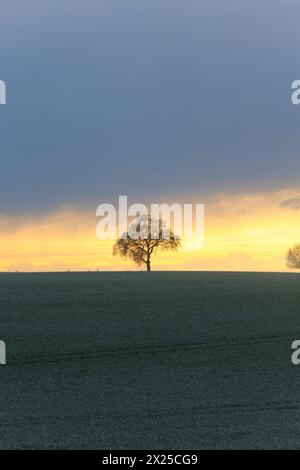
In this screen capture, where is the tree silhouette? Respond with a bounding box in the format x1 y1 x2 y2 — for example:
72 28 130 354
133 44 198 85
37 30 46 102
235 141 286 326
113 215 180 271
287 244 300 269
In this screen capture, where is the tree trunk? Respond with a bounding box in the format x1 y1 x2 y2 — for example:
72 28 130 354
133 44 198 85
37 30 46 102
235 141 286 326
146 260 151 271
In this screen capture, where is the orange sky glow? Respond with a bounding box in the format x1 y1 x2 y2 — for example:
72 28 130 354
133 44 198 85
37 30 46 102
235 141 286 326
1 189 300 272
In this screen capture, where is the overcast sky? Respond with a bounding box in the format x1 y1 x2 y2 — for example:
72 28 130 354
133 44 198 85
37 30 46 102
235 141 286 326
1 0 300 214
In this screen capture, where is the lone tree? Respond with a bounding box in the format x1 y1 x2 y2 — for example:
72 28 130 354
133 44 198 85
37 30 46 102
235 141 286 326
113 215 180 271
287 244 300 269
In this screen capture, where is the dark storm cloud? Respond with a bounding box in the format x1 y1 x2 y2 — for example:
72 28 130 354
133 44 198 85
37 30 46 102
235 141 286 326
1 0 300 214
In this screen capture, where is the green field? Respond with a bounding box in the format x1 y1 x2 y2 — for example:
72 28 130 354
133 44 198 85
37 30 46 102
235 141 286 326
0 272 300 449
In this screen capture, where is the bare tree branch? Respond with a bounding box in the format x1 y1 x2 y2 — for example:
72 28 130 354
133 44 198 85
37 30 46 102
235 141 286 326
113 215 181 271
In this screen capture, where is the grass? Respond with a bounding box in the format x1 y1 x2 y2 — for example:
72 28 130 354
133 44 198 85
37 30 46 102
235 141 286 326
0 271 300 449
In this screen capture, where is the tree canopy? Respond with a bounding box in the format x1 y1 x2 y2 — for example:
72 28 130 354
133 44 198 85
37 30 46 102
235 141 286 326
287 244 300 269
113 215 180 271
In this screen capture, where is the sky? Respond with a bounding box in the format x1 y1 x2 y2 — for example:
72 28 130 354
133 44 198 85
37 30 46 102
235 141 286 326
1 0 300 271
